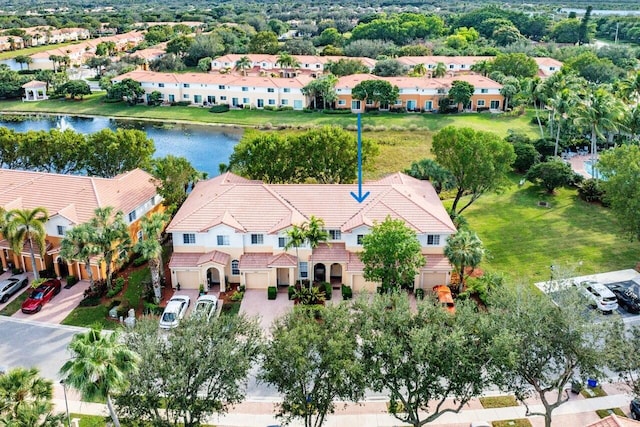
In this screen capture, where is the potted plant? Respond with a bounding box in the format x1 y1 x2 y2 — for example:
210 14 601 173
198 284 205 296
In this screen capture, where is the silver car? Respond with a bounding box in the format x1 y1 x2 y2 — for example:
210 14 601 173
159 295 191 329
0 274 29 303
192 295 219 321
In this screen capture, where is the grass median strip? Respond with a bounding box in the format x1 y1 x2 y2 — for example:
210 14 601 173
480 395 519 408
0 289 29 316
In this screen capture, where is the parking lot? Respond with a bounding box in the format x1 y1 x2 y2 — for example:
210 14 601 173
536 268 640 325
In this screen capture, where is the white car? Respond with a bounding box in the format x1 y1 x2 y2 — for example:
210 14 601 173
575 280 619 313
159 295 191 329
0 274 29 303
192 295 219 321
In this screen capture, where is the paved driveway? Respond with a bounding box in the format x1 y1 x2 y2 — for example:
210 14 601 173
12 280 90 324
240 289 294 332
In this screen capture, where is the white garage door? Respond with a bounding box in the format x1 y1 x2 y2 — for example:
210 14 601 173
352 274 377 293
175 271 200 289
421 272 447 289
245 272 270 289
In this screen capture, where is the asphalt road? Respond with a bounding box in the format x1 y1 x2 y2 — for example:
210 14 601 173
0 317 85 380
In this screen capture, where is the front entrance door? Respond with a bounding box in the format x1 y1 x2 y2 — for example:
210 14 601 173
314 263 326 283
58 257 69 277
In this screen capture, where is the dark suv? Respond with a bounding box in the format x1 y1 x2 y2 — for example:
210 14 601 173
610 285 640 314
631 399 640 420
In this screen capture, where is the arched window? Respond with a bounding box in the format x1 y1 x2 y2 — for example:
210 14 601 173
231 259 240 275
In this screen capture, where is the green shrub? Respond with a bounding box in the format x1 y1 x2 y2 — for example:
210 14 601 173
106 277 125 298
268 286 277 300
341 284 352 300
288 286 296 300
263 105 276 111
79 296 101 307
278 106 294 111
133 256 147 266
11 267 22 275
143 301 162 315
322 109 352 115
38 269 56 279
116 298 130 318
209 104 230 113
65 275 78 287
230 290 244 302
323 282 332 300
415 288 425 300
170 101 191 106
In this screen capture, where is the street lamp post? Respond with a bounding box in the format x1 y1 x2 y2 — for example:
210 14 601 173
60 379 71 427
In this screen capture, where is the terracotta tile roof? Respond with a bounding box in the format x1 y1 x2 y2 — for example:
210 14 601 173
423 254 452 271
168 250 230 268
0 239 53 256
114 70 314 89
267 253 298 268
239 253 272 269
347 252 365 272
336 74 502 90
0 168 158 225
312 243 349 262
586 415 640 427
167 172 455 235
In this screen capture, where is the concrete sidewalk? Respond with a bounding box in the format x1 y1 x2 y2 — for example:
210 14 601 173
52 382 634 427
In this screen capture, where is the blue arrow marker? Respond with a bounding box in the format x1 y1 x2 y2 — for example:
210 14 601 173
350 112 370 203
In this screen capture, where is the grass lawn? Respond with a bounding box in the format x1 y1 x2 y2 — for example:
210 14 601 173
0 94 539 137
61 304 114 329
480 395 519 408
581 385 608 398
459 175 639 282
69 413 110 427
596 408 627 418
125 267 150 310
221 301 241 317
493 420 532 427
0 41 82 60
0 288 30 316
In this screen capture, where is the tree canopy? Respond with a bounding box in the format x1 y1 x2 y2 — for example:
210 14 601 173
352 79 399 109
431 126 515 215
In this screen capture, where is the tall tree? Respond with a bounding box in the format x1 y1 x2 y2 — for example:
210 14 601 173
355 293 494 427
234 56 251 76
598 144 640 241
89 207 131 289
360 217 425 291
60 223 99 290
444 229 485 293
260 304 364 427
305 215 329 283
285 223 308 284
432 126 515 215
352 80 399 110
448 80 475 111
85 128 155 177
0 367 63 427
404 158 454 194
4 208 49 279
525 76 547 138
117 316 262 427
60 327 140 427
549 88 576 156
489 283 610 427
149 155 204 213
134 212 168 303
433 61 447 78
573 87 625 171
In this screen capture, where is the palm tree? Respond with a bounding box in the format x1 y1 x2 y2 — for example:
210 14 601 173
60 327 140 427
60 223 99 290
617 71 640 105
410 63 427 77
549 88 576 156
305 215 329 284
499 76 520 111
444 229 485 294
433 62 447 78
470 59 492 77
573 87 626 174
90 207 131 289
525 76 547 139
276 52 300 77
235 56 251 76
0 367 63 427
48 54 58 73
4 208 49 280
285 223 307 285
134 212 169 303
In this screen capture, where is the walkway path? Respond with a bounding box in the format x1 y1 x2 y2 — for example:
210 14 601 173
51 381 633 427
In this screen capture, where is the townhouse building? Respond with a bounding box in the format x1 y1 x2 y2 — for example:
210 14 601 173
0 36 24 52
22 26 90 46
113 70 313 110
167 172 456 293
335 74 504 112
0 168 163 280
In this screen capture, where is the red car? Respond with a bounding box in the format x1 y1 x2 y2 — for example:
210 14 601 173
21 279 61 314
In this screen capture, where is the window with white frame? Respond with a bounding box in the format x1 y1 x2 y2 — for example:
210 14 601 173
183 233 196 244
299 262 308 278
281 99 289 105
183 94 189 99
477 99 485 106
268 99 275 105
278 236 290 248
251 234 264 245
231 259 240 275
218 85 225 90
427 234 440 245
137 230 143 241
57 225 66 236
220 96 227 100
217 235 230 246
243 97 250 104
357 234 364 245
283 88 291 93
242 87 249 91
338 100 346 106
328 230 341 240
267 88 275 93
128 211 137 222
158 83 164 88
480 89 488 93
183 83 190 88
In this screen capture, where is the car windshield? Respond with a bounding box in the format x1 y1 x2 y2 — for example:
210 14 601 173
30 291 44 300
194 302 209 312
603 296 617 302
161 312 176 322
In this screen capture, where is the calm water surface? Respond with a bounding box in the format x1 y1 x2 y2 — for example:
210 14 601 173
0 115 242 177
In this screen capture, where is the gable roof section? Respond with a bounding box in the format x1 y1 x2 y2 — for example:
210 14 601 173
167 172 455 235
586 415 640 427
0 168 157 225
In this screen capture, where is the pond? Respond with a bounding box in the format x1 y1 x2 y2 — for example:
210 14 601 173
0 115 242 177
